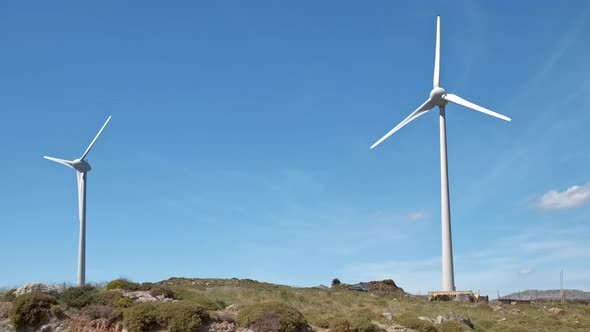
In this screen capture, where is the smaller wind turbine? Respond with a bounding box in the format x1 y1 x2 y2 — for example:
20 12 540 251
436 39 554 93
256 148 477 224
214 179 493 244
44 116 112 286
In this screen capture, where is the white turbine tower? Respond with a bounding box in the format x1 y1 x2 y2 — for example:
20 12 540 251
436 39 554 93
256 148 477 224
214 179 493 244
370 16 510 291
44 116 112 286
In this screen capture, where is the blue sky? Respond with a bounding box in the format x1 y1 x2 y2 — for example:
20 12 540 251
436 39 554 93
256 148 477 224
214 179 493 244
1 1 590 298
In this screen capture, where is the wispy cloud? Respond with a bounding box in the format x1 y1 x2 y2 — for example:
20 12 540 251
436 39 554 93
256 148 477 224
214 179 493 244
519 268 533 276
408 211 427 221
538 182 590 209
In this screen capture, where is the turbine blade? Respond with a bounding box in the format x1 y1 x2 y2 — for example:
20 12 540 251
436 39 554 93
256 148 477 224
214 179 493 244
433 15 441 87
443 94 511 121
370 99 434 149
44 156 75 169
80 116 111 160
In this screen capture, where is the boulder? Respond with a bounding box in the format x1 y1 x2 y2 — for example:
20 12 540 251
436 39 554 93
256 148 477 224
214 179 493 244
382 312 393 321
448 313 473 329
417 316 436 324
206 321 237 332
14 282 64 297
119 290 174 303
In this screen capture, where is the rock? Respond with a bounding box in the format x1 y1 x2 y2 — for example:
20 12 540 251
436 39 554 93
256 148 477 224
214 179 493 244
453 294 474 302
206 321 237 332
498 318 506 322
417 316 435 324
548 307 564 314
39 324 52 332
225 304 240 312
448 313 473 329
436 315 446 324
0 303 11 319
491 305 504 312
14 282 64 297
118 290 174 303
217 304 240 322
382 312 393 321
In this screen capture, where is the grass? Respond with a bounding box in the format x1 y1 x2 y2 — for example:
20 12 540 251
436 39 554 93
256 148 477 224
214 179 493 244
4 278 590 332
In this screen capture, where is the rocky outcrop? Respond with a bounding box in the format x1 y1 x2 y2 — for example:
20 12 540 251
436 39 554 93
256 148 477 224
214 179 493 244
113 289 175 303
417 313 473 329
14 282 64 297
68 318 124 332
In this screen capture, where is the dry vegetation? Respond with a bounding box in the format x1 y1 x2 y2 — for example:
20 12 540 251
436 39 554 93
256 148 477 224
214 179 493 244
1 278 590 332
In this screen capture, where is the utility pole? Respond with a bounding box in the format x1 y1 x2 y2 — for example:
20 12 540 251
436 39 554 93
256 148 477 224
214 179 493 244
560 270 565 305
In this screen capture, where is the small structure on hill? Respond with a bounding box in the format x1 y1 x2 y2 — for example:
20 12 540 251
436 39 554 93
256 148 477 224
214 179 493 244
428 290 488 302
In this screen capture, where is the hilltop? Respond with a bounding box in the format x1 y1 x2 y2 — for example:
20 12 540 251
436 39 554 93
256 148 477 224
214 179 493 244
1 277 589 332
502 289 590 301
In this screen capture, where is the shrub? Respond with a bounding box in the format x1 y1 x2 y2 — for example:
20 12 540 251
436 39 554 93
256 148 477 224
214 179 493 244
115 297 134 308
124 303 159 332
150 285 176 299
96 290 124 305
237 302 308 332
1 289 16 302
439 320 472 332
60 285 98 308
124 301 208 332
332 279 341 287
172 287 221 310
109 308 124 323
81 305 115 320
395 316 438 332
106 278 141 291
10 292 57 328
50 304 66 319
330 319 354 332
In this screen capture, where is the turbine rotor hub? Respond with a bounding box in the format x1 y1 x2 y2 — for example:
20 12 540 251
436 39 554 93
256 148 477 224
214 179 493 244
430 87 448 106
72 159 92 173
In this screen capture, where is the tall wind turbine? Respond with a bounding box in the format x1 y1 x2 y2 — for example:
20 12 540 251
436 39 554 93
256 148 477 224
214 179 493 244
370 16 510 291
44 116 112 286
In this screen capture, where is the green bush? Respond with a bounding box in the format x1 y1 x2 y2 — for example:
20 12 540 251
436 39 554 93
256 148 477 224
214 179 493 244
60 285 98 308
124 301 208 332
115 297 134 308
150 285 176 299
50 304 66 319
237 302 308 332
395 316 438 332
123 303 159 332
106 278 141 291
1 289 16 302
10 292 57 328
439 320 472 332
157 302 209 332
96 290 124 305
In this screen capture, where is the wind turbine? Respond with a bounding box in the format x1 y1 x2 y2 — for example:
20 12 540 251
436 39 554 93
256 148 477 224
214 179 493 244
44 116 112 286
370 16 510 291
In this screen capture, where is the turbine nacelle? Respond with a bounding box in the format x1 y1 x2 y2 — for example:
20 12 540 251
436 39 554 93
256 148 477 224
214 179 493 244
72 159 92 173
429 87 448 107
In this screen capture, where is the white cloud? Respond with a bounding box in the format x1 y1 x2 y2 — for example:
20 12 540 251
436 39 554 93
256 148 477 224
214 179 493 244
538 182 590 209
519 268 533 276
408 211 427 221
